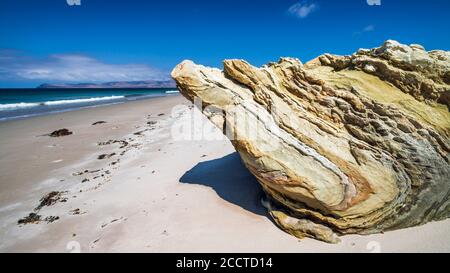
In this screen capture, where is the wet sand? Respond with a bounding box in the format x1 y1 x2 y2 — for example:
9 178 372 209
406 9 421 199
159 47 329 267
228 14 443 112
0 94 449 252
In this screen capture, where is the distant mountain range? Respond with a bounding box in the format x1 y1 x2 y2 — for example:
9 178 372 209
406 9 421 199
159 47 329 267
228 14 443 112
37 80 176 89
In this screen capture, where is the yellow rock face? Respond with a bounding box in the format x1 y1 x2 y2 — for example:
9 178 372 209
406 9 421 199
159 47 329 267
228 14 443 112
171 41 450 243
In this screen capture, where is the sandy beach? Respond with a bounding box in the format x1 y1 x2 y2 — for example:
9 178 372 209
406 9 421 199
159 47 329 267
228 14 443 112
0 94 449 253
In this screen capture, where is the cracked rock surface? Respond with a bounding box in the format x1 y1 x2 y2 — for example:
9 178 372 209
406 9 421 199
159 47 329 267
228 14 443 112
171 40 450 243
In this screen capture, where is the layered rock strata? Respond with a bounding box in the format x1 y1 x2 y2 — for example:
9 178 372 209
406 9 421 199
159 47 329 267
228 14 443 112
171 40 450 243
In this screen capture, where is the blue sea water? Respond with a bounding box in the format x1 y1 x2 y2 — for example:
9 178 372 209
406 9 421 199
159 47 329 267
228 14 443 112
0 88 179 121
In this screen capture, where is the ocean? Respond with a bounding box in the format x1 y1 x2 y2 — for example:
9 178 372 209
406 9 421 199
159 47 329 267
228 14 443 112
0 88 179 121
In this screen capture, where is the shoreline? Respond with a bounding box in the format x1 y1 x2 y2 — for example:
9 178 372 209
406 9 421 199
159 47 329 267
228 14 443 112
0 89 179 122
0 94 449 252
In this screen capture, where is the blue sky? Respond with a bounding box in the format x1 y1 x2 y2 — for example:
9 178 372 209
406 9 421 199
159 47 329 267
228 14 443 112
0 0 449 87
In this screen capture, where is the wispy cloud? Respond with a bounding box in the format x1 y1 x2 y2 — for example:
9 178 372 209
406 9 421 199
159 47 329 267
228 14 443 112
287 1 318 18
0 49 168 84
362 25 375 32
354 25 375 36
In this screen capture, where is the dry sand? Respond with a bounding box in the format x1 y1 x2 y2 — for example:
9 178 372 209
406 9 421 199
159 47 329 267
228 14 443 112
0 94 449 253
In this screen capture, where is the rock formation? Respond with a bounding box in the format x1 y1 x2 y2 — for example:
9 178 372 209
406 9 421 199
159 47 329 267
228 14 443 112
171 40 450 243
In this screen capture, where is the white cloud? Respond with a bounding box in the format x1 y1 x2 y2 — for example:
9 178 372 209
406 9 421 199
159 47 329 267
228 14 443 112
354 25 375 36
287 1 318 18
0 50 169 83
363 25 375 32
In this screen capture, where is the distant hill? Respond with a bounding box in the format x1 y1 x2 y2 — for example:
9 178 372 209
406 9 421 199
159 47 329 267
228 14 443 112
37 80 176 89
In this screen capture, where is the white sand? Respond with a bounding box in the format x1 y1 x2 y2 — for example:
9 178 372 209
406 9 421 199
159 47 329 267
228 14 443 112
0 94 449 253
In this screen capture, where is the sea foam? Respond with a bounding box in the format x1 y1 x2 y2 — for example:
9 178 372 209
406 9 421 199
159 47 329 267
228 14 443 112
0 95 125 111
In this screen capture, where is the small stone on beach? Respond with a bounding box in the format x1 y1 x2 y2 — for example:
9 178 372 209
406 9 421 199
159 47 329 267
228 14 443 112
18 213 41 225
44 216 60 223
35 191 67 211
97 153 116 160
48 129 73 137
92 121 107 125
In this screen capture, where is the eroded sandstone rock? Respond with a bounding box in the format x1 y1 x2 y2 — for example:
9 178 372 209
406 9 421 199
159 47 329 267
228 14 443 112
171 40 450 243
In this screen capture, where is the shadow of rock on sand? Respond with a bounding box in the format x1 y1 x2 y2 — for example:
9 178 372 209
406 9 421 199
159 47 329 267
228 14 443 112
180 152 267 216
